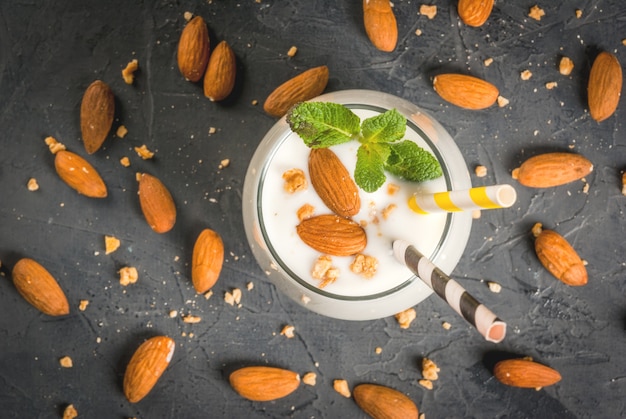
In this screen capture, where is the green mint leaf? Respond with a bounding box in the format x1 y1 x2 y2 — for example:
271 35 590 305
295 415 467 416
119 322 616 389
286 102 360 148
354 143 389 193
361 109 406 143
384 140 443 182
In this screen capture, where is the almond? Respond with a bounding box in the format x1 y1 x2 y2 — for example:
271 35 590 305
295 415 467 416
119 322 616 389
12 258 70 316
513 152 593 188
192 228 224 293
533 223 587 286
493 358 562 388
353 384 419 419
138 173 176 233
263 66 329 118
433 74 499 109
229 366 300 401
363 0 398 52
457 0 494 27
123 336 175 403
309 148 360 218
177 15 210 82
587 51 622 122
54 150 108 198
296 214 367 256
203 40 236 102
80 80 114 154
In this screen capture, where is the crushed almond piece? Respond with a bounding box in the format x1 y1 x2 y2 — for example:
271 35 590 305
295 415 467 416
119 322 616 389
169 310 178 318
183 11 193 21
420 4 437 19
232 288 242 304
78 300 89 311
204 290 213 300
104 235 121 255
395 308 416 329
280 325 295 338
484 57 494 67
349 254 378 278
183 314 201 323
422 358 440 381
497 95 510 107
415 28 423 36
219 158 230 169
59 356 73 368
302 372 317 386
333 379 351 398
511 167 520 180
225 288 242 306
246 281 254 291
442 321 451 330
45 136 66 154
387 183 400 195
63 404 78 419
375 347 383 354
545 81 558 90
282 168 307 193
528 5 545 20
287 46 298 57
311 255 340 288
531 222 543 238
471 210 481 219
116 125 128 138
621 173 626 195
419 379 433 390
122 59 139 84
119 266 138 286
575 9 582 18
582 182 589 194
520 70 533 80
27 178 39 191
120 156 131 167
208 126 217 135
297 203 315 221
134 144 154 159
559 56 574 76
487 281 502 293
381 204 397 220
475 165 487 177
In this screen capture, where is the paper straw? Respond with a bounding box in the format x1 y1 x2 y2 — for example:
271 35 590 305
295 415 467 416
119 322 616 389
393 240 506 343
408 184 517 214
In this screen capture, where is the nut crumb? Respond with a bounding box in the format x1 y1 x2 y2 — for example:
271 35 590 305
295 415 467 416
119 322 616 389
559 56 574 76
183 314 202 324
484 57 494 67
63 404 78 419
134 144 155 160
208 126 217 135
311 255 340 288
122 59 139 84
251 99 258 106
520 70 533 80
387 183 400 195
204 290 213 300
183 11 193 21
45 136 66 154
545 81 558 90
395 308 416 329
415 28 423 36
475 165 487 177
419 413 426 419
511 167 520 180
422 358 440 381
169 310 178 318
219 158 230 169
59 356 73 368
442 321 451 330
287 46 298 57
420 4 437 19
575 9 582 18
302 372 317 386
297 203 315 221
497 96 510 107
582 182 589 194
280 325 295 338
375 347 383 354
104 235 120 255
246 281 254 291
119 266 138 286
528 5 545 20
418 379 433 390
120 156 131 167
349 254 378 278
487 281 502 293
78 300 89 311
225 288 242 305
27 178 39 191
282 168 307 193
531 222 543 238
381 203 397 220
116 125 128 138
333 379 351 398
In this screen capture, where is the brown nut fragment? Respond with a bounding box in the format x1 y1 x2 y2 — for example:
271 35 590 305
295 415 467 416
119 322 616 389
433 74 499 109
587 51 622 122
458 0 494 27
123 336 176 403
363 0 398 52
533 223 587 286
333 379 351 398
354 384 419 419
12 258 70 316
122 59 139 84
263 66 329 118
297 214 367 256
138 173 176 233
80 80 115 154
203 40 236 102
54 150 108 198
513 152 593 188
177 15 210 82
494 358 561 388
559 56 574 76
229 366 300 401
191 228 224 293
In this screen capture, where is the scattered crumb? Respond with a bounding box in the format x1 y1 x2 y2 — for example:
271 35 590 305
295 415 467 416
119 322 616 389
487 281 502 293
134 144 155 160
511 167 520 180
475 165 487 177
119 266 138 286
282 168 307 193
545 81 558 90
116 125 128 138
183 11 193 21
225 288 242 306
122 59 139 84
415 28 423 36
297 203 315 221
559 56 574 76
251 99 258 106
219 158 230 169
333 379 351 398
395 308 416 329
528 5 545 20
302 372 317 386
422 358 440 381
442 321 451 330
418 379 433 390
622 39 626 46
62 404 78 419
287 46 298 57
484 57 494 67
246 281 254 291
169 310 178 318
381 203 397 220
349 254 378 278
520 70 533 80
104 235 121 255
375 347 383 354
44 136 66 154
120 156 131 167
387 183 400 195
420 4 437 19
183 314 202 324
204 290 213 300
582 182 590 194
621 172 626 195
419 413 426 419
280 325 295 338
208 127 217 135
311 255 340 288
531 222 543 238
59 356 73 368
497 96 510 107
575 9 582 18
27 178 39 191
471 209 481 219
78 300 89 311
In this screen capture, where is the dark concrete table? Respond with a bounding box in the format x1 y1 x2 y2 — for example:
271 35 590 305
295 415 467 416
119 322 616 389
1 1 624 417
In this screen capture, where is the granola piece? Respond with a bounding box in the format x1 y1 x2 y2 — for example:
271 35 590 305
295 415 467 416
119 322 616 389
183 11 193 21
44 136 66 154
422 358 440 381
418 379 433 390
280 325 295 338
246 281 254 291
63 404 78 419
225 288 242 306
134 144 154 160
311 255 339 288
559 56 574 76
545 81 558 90
349 254 378 278
302 372 317 386
59 356 73 368
168 310 178 318
375 347 383 354
395 308 416 329
122 59 139 84
487 281 502 293
528 5 545 20
282 168 307 193
120 156 131 167
420 4 437 19
208 126 217 135
520 70 533 80
219 158 230 169
484 57 494 67
104 235 121 255
497 95 510 107
78 300 89 311
116 125 128 138
297 203 315 221
387 183 400 195
442 321 451 330
333 379 351 398
415 28 423 36
287 46 298 57
381 203 397 220
183 314 201 323
475 165 487 177
575 9 582 18
119 266 138 286
27 178 39 191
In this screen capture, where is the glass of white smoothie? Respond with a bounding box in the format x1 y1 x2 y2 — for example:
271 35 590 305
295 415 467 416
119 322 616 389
242 90 472 321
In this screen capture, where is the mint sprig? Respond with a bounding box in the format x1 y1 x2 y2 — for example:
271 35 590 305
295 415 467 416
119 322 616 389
286 102 442 192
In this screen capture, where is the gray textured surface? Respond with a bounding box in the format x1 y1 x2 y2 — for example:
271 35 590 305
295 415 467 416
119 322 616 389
1 1 625 418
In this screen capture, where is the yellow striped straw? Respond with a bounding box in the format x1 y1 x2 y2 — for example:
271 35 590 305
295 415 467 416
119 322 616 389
408 184 517 214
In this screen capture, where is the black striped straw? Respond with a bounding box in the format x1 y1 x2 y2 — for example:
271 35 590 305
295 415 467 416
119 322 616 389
393 240 506 343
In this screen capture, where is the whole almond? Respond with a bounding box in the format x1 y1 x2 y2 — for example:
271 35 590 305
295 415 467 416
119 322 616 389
309 148 360 218
363 0 398 52
54 150 108 198
354 384 419 419
177 15 210 82
138 173 176 233
457 0 494 27
533 223 587 286
263 66 329 118
433 74 499 109
203 40 236 101
588 51 622 122
80 80 114 154
296 214 367 256
192 228 224 293
513 152 593 188
123 336 176 403
494 358 562 388
12 258 70 316
229 366 300 402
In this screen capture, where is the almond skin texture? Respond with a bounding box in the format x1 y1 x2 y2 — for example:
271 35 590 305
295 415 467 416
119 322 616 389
12 258 70 316
177 16 210 82
138 173 176 233
203 40 236 102
534 227 587 286
192 228 224 293
263 66 329 118
494 359 562 388
229 366 300 402
80 80 114 154
588 51 622 122
354 384 419 419
54 150 108 198
309 148 361 218
514 152 593 188
458 0 494 27
296 214 367 256
433 74 499 109
123 336 175 403
363 0 398 52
